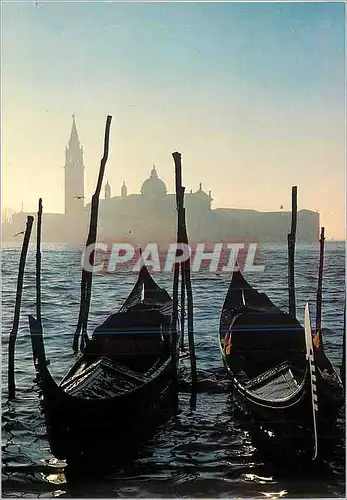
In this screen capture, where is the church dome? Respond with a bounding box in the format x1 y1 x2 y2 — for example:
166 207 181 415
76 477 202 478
193 183 210 199
141 166 167 199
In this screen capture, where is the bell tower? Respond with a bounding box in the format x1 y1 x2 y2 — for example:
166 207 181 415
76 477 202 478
105 180 111 199
64 115 85 215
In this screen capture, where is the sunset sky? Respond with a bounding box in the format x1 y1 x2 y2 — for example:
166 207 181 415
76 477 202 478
2 1 345 239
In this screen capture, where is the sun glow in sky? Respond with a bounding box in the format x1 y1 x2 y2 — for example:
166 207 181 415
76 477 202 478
2 1 345 239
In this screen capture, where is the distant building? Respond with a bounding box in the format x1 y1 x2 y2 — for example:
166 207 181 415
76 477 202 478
5 116 319 244
64 114 85 217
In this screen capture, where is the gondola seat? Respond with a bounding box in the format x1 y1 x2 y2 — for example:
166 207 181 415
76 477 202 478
227 311 306 376
83 306 170 370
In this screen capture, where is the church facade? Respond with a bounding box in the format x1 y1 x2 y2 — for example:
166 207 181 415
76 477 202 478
97 164 214 243
6 116 319 243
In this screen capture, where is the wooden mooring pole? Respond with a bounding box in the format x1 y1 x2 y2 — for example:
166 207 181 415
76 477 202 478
180 264 185 350
73 115 112 352
36 199 43 326
32 199 44 366
8 215 34 399
172 152 197 389
174 150 186 351
170 212 180 378
315 227 325 347
170 158 185 379
181 204 197 389
342 302 346 387
287 186 297 317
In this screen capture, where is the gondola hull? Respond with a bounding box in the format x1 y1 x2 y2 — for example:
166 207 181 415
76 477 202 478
219 340 314 448
36 354 176 460
225 358 343 456
219 340 342 427
30 266 180 462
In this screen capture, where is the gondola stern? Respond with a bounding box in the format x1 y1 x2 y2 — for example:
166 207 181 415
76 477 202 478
28 314 63 403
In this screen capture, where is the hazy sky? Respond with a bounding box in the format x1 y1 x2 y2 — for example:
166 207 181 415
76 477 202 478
2 1 345 238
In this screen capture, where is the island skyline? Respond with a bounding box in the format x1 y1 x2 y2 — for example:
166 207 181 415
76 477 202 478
2 114 319 245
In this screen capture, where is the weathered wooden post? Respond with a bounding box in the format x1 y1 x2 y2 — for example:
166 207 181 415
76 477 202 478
342 303 345 387
31 199 44 366
172 152 197 389
180 265 185 350
73 115 112 352
170 163 183 378
315 227 325 348
8 215 34 399
181 199 197 389
36 198 43 326
173 146 186 351
287 186 297 317
170 234 180 378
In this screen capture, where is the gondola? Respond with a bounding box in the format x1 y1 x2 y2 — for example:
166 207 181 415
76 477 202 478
219 269 344 458
28 143 193 463
29 264 179 461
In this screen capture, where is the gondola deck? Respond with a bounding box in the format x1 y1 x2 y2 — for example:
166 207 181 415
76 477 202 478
61 357 151 399
245 362 299 398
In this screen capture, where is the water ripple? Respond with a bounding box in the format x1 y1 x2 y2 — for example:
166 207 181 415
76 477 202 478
1 242 345 497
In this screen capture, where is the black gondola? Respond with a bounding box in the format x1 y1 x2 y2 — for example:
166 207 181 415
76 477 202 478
29 264 179 461
219 269 343 459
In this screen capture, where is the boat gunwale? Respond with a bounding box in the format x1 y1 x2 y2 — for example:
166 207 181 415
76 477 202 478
218 329 309 409
29 312 175 407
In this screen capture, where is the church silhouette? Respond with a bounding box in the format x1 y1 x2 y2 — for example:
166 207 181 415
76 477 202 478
6 116 319 244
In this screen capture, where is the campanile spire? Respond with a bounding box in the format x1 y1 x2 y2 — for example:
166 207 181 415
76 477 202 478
64 115 85 215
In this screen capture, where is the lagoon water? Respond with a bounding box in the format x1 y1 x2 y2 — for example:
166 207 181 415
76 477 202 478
2 242 345 498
